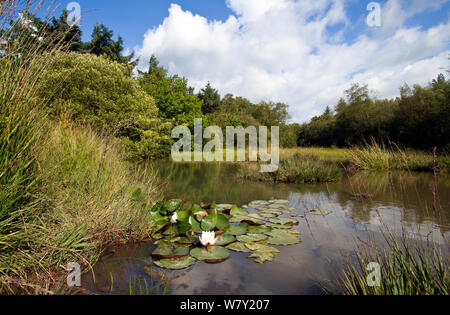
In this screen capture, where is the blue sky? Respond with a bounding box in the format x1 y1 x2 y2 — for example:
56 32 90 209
39 0 450 122
52 0 234 49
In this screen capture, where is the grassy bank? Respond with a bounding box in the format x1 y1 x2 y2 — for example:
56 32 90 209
0 118 162 294
348 141 448 173
0 1 161 293
236 156 342 184
233 144 448 185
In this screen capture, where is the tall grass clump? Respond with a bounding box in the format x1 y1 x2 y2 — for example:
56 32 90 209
339 233 449 295
0 1 162 293
348 139 448 172
0 0 67 282
35 118 161 266
237 154 342 184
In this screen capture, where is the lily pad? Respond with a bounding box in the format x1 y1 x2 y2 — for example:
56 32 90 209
225 222 249 236
247 225 273 234
190 246 230 263
230 205 248 216
153 256 196 270
269 218 299 226
163 225 179 236
216 204 233 210
270 199 289 204
226 242 251 253
261 213 278 218
151 232 164 240
165 199 183 213
266 230 301 246
265 223 292 229
176 236 196 245
237 233 268 243
247 213 266 220
190 216 202 233
152 246 189 259
201 213 230 231
246 243 280 264
229 215 264 226
214 233 236 246
310 209 332 215
259 209 284 215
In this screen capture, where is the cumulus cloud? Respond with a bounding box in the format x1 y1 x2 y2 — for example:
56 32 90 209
134 0 450 122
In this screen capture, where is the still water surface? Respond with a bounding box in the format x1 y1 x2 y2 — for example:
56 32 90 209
82 162 449 295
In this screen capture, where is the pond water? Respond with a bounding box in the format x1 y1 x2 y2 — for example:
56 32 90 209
82 162 449 295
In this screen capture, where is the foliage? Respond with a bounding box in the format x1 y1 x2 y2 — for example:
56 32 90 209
298 77 450 151
35 51 171 160
139 55 204 128
339 233 449 295
149 199 302 269
83 23 135 65
199 82 221 114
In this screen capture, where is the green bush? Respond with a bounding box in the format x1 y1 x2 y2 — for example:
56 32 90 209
36 52 170 159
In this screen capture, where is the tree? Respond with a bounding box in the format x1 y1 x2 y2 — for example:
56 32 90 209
199 82 221 114
84 23 134 65
49 10 83 52
36 52 172 159
139 55 203 128
0 10 83 57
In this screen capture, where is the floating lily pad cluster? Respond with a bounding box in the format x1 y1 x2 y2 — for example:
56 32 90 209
149 199 329 270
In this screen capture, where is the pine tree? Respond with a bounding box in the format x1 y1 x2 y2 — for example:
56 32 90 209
199 82 221 114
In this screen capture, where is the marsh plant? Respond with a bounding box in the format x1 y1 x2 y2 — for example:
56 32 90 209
148 199 305 269
338 232 449 295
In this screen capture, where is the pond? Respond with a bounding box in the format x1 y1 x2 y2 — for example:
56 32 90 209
81 162 449 295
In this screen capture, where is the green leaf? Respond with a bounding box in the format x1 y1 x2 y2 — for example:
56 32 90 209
176 210 191 222
266 230 301 245
310 209 332 215
190 215 202 233
153 256 196 270
163 225 179 236
177 222 192 235
265 223 292 229
201 214 229 231
192 204 203 213
230 205 248 216
201 215 216 231
190 246 230 263
226 242 251 253
237 234 268 243
225 222 249 236
247 225 273 234
214 233 236 246
269 218 299 226
246 243 280 264
165 199 183 213
152 246 189 259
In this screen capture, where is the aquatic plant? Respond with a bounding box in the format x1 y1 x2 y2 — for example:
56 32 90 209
338 233 449 295
149 199 304 269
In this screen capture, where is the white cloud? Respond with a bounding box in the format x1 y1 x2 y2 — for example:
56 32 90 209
135 0 450 123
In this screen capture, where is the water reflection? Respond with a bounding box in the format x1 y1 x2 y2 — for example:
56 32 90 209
82 162 449 295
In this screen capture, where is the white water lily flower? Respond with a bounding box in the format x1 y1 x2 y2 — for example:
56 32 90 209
199 231 218 247
171 212 178 223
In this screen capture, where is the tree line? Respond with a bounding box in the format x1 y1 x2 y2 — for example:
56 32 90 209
298 75 449 151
